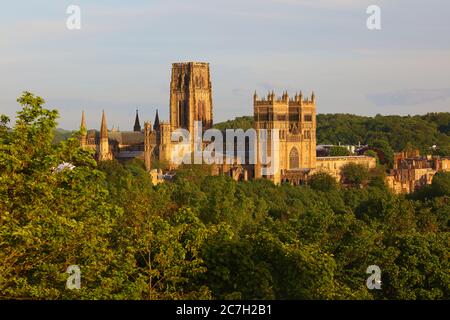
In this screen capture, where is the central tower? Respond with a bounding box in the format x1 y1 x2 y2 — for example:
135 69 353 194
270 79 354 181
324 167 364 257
170 62 213 133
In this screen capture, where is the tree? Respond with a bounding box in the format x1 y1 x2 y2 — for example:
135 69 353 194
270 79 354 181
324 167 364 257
216 113 450 156
136 207 214 300
1 92 448 300
368 165 388 189
329 146 351 156
308 172 338 192
365 150 379 164
382 233 450 299
369 139 394 168
431 172 450 197
0 92 133 299
213 116 254 131
341 163 369 186
202 235 275 299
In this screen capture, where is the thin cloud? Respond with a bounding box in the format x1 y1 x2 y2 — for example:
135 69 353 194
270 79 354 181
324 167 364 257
269 0 375 9
367 88 450 107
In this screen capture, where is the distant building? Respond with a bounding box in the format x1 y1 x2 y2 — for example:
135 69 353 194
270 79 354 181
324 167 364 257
386 150 450 194
80 62 213 172
80 109 148 162
315 155 376 183
79 62 376 185
251 90 374 185
316 144 360 157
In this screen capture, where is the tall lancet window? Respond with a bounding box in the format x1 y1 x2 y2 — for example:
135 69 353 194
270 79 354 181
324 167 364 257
289 147 300 169
178 101 184 127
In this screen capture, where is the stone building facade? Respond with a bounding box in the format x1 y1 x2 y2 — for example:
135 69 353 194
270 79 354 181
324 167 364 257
251 91 376 184
80 61 377 185
316 156 377 182
170 62 213 133
80 62 213 171
386 151 450 193
80 109 150 163
253 91 317 184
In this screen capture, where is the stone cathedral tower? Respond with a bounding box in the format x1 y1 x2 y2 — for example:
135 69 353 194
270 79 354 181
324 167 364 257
169 62 213 133
254 91 317 184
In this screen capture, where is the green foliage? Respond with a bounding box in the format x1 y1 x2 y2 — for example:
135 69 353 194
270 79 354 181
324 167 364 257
382 233 449 299
316 113 450 156
53 128 75 144
329 146 351 156
369 139 394 167
365 150 379 164
0 92 125 299
341 163 369 186
216 113 450 157
430 172 450 197
137 207 215 300
213 116 254 131
308 172 338 192
411 172 450 204
1 93 449 300
368 165 388 189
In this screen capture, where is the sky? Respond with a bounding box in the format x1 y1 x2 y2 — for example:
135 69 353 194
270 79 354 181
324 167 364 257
0 0 449 130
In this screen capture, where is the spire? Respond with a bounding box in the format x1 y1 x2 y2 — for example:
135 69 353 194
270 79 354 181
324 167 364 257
311 91 316 103
100 110 108 139
81 110 86 132
80 110 87 148
134 108 141 132
153 109 160 131
98 110 111 161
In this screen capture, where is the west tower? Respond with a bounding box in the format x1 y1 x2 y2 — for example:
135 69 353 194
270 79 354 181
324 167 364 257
169 62 213 133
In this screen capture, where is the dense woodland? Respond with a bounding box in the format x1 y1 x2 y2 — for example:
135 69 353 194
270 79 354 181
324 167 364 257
0 93 449 300
214 113 450 156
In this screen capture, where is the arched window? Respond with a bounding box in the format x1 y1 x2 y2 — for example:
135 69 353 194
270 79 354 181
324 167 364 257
289 147 299 169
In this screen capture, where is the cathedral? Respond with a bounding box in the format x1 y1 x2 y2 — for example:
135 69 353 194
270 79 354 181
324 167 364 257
79 62 216 174
80 61 376 185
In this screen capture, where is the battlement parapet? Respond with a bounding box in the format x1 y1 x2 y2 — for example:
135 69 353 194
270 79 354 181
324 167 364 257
254 90 316 107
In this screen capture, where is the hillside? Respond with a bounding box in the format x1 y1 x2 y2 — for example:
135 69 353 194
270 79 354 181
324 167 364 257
214 113 450 156
53 113 450 156
53 128 75 144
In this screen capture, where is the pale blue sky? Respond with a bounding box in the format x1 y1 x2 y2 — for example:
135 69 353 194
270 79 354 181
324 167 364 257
1 0 449 130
